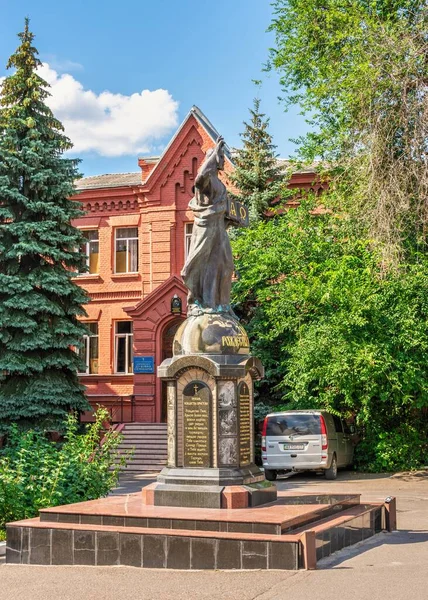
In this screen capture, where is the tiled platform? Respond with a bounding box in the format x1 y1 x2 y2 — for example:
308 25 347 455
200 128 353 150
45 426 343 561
6 492 395 570
37 491 361 535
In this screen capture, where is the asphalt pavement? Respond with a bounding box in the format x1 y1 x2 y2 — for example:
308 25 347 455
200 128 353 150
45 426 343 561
1 470 427 600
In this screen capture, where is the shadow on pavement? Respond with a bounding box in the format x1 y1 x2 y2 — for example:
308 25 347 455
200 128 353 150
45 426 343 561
319 529 428 569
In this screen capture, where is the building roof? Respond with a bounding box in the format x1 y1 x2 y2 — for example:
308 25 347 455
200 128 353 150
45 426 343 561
74 103 320 193
141 105 234 186
75 172 142 191
75 160 320 192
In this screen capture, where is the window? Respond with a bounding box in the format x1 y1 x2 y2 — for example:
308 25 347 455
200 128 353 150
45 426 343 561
115 228 138 273
78 323 99 374
115 321 133 373
333 415 344 433
80 230 99 274
266 414 321 436
185 223 193 259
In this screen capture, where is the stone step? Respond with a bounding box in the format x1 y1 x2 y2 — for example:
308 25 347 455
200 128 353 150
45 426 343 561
115 422 168 473
123 425 167 430
7 498 391 570
120 438 167 443
6 518 300 570
117 445 167 451
117 447 168 453
114 459 167 467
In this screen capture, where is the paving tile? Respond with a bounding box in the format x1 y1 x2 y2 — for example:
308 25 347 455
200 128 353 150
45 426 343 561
172 519 196 530
124 517 148 528
74 530 95 566
120 533 142 567
190 538 216 569
97 532 119 566
336 525 346 551
102 516 125 527
166 536 191 569
143 535 166 568
268 542 298 570
242 540 268 569
195 520 220 531
217 539 241 569
80 515 102 525
228 522 252 533
346 517 363 546
327 527 338 556
6 527 22 552
315 534 323 561
147 518 171 529
30 528 51 565
373 507 382 532
6 548 21 564
362 511 373 540
51 529 73 565
21 528 30 564
253 523 279 535
57 514 80 524
40 513 59 522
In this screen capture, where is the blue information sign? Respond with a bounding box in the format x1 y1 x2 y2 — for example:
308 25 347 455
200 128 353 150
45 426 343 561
133 356 155 374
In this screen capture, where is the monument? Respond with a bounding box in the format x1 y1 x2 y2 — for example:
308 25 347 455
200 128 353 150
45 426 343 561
147 137 277 508
5 136 395 571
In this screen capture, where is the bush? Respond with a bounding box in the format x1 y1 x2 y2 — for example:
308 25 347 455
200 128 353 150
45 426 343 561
0 408 127 534
233 203 428 472
354 424 427 473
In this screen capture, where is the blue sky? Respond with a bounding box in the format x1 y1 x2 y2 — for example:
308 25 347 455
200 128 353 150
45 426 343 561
0 0 309 177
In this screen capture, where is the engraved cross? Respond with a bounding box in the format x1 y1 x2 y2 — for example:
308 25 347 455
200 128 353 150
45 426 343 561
193 384 199 395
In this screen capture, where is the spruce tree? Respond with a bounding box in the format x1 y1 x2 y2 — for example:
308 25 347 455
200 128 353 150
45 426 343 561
230 97 285 222
0 20 90 428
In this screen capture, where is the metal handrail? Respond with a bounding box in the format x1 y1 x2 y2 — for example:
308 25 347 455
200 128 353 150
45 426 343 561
84 394 135 423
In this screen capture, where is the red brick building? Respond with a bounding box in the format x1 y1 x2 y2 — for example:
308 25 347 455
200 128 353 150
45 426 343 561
72 107 321 424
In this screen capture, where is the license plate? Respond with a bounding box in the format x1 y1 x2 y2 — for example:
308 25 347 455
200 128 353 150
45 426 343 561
283 443 305 450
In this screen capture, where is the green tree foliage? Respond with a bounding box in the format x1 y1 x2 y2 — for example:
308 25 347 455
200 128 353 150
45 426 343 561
0 408 128 534
0 20 90 426
268 1 428 263
229 97 286 222
232 202 428 470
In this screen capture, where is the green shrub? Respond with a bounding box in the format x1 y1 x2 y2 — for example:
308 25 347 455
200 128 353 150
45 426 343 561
0 408 127 534
354 424 427 473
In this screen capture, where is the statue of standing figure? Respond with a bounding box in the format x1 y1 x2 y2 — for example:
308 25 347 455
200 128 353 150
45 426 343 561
181 137 237 317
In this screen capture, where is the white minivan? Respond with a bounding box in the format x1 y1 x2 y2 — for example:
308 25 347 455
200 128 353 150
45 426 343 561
261 410 355 481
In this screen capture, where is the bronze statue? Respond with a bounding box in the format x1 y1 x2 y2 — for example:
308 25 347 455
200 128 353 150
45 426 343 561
181 137 237 317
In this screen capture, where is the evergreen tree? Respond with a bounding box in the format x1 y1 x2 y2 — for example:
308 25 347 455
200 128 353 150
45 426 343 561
0 20 90 428
229 97 285 222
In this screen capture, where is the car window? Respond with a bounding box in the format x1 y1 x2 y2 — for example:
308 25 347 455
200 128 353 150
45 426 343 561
266 414 321 436
333 415 343 433
342 420 351 434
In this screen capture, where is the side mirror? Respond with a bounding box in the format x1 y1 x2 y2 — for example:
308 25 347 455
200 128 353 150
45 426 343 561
349 424 356 434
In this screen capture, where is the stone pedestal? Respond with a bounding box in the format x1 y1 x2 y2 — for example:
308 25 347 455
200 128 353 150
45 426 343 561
149 314 277 508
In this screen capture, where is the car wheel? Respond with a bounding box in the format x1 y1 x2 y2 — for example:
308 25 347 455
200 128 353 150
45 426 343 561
264 469 277 482
325 455 338 480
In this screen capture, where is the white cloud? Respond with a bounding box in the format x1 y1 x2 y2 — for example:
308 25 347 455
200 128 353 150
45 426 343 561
1 63 179 157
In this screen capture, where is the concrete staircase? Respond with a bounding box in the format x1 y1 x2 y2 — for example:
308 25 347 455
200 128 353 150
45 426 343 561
116 423 168 473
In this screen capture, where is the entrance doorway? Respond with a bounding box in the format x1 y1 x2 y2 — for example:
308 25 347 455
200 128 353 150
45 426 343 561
161 318 183 422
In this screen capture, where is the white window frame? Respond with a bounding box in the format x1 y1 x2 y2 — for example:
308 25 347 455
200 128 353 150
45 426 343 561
79 230 99 275
114 321 133 374
78 323 99 374
115 227 139 274
184 222 193 260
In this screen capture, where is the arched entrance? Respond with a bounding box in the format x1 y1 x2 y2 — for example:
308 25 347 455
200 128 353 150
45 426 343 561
161 318 184 422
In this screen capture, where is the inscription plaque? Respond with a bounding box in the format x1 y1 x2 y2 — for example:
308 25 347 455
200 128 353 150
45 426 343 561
183 381 211 468
239 382 251 466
